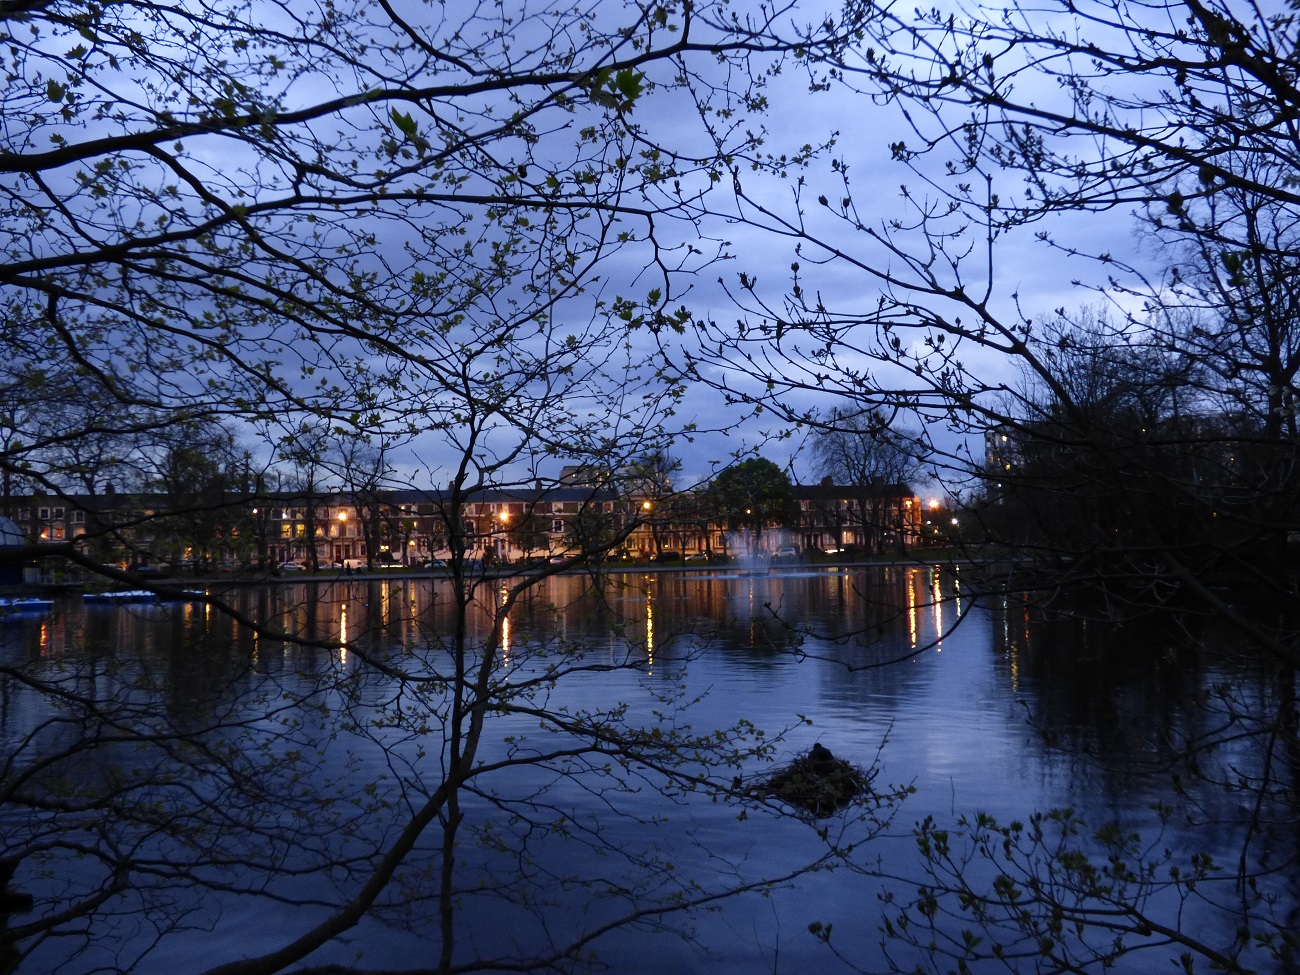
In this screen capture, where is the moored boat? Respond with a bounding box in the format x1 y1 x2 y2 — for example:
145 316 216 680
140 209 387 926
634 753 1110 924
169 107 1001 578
82 590 158 604
0 596 55 616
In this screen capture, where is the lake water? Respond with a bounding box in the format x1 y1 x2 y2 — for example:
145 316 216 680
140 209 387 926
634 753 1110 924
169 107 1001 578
0 566 1294 974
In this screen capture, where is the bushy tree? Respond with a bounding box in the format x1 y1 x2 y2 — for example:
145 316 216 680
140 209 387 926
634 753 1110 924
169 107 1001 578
702 457 798 548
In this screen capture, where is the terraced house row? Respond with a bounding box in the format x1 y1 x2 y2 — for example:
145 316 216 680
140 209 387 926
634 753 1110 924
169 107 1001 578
2 477 923 571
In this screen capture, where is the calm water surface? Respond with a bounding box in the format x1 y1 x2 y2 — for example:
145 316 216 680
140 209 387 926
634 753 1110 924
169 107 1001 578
0 566 1292 973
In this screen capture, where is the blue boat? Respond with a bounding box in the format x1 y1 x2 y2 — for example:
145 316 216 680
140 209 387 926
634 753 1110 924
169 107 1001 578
0 597 54 615
82 590 158 604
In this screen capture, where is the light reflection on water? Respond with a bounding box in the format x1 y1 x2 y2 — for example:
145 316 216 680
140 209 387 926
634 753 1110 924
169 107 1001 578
0 566 1293 974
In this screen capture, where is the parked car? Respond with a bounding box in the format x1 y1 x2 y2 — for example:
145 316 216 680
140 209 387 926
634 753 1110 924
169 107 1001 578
652 550 682 562
684 552 709 562
548 555 567 564
772 546 800 562
424 559 447 569
276 561 306 572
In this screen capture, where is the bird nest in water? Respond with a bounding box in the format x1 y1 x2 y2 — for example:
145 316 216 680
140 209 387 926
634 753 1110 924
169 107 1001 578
756 743 872 817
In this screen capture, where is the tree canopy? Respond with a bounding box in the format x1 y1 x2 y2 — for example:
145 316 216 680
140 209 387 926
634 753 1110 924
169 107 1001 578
702 456 797 537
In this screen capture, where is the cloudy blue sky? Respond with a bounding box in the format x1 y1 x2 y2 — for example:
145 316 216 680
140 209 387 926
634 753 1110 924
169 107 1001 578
5 0 1168 497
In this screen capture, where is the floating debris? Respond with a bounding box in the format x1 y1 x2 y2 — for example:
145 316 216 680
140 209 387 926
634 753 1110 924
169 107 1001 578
756 743 872 817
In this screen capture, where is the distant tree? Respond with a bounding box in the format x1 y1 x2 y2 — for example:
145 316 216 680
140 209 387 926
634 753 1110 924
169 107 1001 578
509 508 548 561
703 457 798 550
621 451 680 555
810 406 925 552
973 309 1229 579
145 418 251 566
277 421 338 570
335 434 398 568
565 500 619 559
